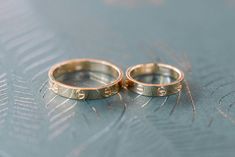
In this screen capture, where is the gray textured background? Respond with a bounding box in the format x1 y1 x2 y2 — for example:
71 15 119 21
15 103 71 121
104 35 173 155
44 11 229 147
0 0 235 157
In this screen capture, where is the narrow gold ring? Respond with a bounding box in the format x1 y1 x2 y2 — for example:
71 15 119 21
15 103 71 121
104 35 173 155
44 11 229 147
125 63 184 96
48 59 123 100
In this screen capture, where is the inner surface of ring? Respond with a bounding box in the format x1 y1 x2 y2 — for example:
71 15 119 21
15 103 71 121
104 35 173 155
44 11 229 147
53 61 119 87
130 64 179 84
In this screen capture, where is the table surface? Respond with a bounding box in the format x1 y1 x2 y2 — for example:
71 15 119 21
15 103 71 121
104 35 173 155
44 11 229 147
0 0 235 157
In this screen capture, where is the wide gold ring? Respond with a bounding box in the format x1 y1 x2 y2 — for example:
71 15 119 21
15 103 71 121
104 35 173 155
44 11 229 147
125 63 184 96
48 59 123 100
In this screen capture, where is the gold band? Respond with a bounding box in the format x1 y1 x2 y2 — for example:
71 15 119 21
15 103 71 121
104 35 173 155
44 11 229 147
48 59 123 100
125 63 184 96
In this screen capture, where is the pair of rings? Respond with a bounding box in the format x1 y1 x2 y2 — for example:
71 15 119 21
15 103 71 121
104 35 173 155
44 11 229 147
48 59 184 100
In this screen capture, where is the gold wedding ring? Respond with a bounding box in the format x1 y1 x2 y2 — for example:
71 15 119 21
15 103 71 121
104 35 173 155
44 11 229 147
125 63 184 96
48 59 123 100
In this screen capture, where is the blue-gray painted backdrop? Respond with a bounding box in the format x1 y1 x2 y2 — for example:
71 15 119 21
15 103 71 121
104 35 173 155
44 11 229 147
0 0 235 157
